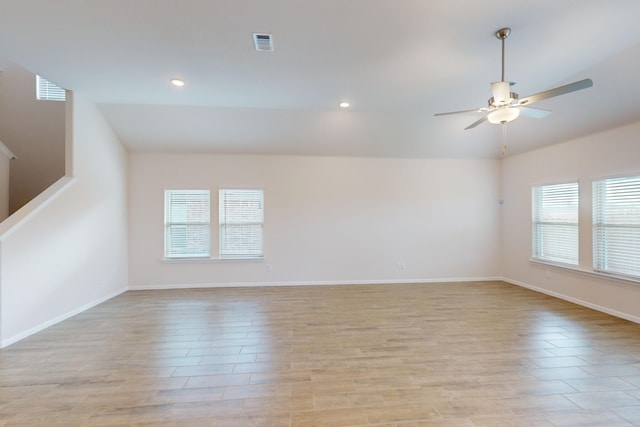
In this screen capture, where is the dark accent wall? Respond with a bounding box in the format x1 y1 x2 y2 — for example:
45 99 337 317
0 61 65 214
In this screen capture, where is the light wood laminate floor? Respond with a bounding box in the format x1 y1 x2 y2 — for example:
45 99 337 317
1 281 640 426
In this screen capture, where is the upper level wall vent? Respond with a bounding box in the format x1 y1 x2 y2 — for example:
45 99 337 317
253 33 274 52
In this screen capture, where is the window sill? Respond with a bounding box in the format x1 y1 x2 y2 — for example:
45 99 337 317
162 257 264 264
530 258 578 270
530 258 640 286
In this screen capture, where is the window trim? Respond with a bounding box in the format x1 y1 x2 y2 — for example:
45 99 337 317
36 74 66 101
164 189 211 259
527 172 640 286
218 188 265 260
592 174 640 280
531 181 580 266
530 258 640 286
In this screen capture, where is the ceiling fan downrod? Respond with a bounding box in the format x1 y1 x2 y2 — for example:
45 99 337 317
496 27 511 82
489 27 518 111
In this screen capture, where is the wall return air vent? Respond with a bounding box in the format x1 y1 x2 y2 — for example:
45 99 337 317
253 33 274 52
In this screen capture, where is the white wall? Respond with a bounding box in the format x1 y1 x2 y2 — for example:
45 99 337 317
502 120 640 323
0 141 15 221
129 154 502 288
0 62 65 213
0 92 128 347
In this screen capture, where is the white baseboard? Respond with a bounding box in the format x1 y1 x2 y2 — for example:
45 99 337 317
0 287 128 349
503 277 640 324
128 276 503 291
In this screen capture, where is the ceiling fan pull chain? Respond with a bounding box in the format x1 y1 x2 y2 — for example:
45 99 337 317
501 123 508 156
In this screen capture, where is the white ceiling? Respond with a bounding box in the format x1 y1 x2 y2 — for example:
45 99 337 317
1 0 640 158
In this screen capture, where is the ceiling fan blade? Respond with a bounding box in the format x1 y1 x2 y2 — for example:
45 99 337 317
519 106 551 119
518 78 593 106
465 114 489 130
434 107 488 117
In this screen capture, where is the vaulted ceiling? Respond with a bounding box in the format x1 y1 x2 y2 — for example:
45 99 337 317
1 0 640 158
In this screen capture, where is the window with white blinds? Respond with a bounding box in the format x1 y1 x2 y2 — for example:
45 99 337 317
532 182 579 265
219 189 264 258
593 176 640 279
164 190 210 258
36 74 66 101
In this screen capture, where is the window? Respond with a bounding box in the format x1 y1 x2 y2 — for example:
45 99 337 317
164 190 210 258
219 189 264 258
593 176 640 279
36 74 66 101
532 182 579 265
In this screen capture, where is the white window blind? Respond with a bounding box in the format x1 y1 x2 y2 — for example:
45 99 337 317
164 190 210 258
532 182 579 265
36 74 66 101
593 176 640 279
219 189 264 258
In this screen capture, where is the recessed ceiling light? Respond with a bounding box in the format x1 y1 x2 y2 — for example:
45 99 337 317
170 78 185 87
339 101 350 108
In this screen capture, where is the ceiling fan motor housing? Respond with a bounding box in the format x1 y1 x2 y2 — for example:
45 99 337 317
489 81 518 107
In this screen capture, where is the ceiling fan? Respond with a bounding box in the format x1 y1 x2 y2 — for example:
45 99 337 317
434 27 593 130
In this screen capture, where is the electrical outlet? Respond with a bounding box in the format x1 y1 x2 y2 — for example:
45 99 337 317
266 264 272 272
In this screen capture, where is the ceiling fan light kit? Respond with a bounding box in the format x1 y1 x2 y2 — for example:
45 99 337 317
488 107 520 124
434 27 593 131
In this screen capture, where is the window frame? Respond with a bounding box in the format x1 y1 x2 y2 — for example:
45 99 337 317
164 189 211 259
531 181 580 267
592 175 640 280
36 74 66 101
218 188 264 260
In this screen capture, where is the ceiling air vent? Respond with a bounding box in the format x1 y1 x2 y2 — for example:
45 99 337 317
253 33 274 52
